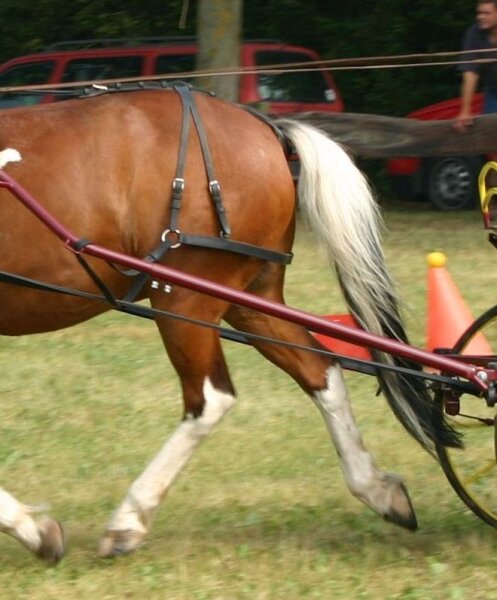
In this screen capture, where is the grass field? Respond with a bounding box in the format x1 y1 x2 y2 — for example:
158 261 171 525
1 203 497 599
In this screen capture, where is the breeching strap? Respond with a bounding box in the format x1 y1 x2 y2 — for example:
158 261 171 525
122 82 292 303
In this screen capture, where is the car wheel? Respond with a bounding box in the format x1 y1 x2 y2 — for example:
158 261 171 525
427 156 483 211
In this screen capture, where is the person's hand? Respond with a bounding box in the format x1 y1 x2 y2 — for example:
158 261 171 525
453 110 474 133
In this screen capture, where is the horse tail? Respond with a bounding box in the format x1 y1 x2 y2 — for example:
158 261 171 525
276 119 461 454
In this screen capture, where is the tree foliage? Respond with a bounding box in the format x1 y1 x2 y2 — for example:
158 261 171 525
244 0 475 115
0 0 477 116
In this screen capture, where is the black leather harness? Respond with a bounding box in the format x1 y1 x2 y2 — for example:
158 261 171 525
113 81 294 302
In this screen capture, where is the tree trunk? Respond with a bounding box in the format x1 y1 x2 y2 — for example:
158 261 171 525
196 0 243 102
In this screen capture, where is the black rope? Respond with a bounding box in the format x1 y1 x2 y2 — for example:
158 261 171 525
75 253 119 307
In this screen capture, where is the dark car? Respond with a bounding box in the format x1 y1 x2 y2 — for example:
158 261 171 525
387 94 488 210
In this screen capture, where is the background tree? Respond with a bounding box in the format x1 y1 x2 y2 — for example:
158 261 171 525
196 0 242 101
243 0 474 116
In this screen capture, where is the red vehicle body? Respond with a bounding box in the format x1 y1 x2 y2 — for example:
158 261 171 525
387 94 487 210
0 38 344 116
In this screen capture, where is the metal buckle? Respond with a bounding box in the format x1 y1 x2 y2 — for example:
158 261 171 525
172 178 185 192
209 180 220 194
161 228 181 249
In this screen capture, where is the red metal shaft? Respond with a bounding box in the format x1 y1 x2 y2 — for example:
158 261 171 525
0 170 489 390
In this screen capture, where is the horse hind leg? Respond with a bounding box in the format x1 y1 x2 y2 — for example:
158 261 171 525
224 278 417 530
313 365 416 530
0 487 65 564
98 317 235 558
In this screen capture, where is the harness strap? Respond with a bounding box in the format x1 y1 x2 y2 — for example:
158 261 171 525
120 84 192 299
121 236 174 302
120 83 293 302
173 83 231 238
121 230 292 303
179 233 293 264
123 83 233 302
188 90 231 238
169 84 192 233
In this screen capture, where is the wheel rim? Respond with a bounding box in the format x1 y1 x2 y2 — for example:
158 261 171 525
440 399 497 527
436 308 497 527
431 158 472 209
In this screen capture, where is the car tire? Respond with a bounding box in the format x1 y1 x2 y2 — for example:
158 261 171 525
426 156 484 211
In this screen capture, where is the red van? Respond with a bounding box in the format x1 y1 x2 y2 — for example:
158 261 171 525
387 94 486 210
0 38 344 115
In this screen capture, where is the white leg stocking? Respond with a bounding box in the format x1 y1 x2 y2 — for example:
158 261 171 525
0 487 64 563
99 377 235 556
313 366 417 529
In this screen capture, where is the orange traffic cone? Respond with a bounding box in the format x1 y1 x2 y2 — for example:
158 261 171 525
426 252 491 355
314 314 372 360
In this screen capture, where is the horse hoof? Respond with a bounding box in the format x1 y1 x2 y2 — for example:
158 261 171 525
35 517 65 565
383 479 418 531
98 529 145 558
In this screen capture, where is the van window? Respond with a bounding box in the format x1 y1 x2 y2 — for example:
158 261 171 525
0 61 55 108
255 51 334 103
54 56 145 101
154 54 195 81
61 56 144 83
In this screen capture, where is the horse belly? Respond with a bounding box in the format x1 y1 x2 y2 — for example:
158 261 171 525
0 288 111 336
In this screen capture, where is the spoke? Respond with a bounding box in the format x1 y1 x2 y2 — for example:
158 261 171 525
461 460 497 486
447 414 494 428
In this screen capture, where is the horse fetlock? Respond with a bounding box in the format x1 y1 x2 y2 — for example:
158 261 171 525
99 499 150 558
34 517 65 565
98 528 147 558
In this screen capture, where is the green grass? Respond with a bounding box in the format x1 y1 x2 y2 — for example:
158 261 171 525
1 204 497 599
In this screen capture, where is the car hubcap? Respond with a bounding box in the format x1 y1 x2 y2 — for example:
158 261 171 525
435 159 471 207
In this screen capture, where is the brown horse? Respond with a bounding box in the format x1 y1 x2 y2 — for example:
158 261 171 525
0 85 460 564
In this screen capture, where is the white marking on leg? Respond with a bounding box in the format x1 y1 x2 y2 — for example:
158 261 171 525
0 148 22 168
106 377 235 535
313 365 405 517
313 366 378 497
0 487 42 552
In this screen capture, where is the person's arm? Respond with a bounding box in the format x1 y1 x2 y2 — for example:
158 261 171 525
454 70 479 132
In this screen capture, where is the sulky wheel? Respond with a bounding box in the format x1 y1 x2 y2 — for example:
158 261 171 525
435 304 497 528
